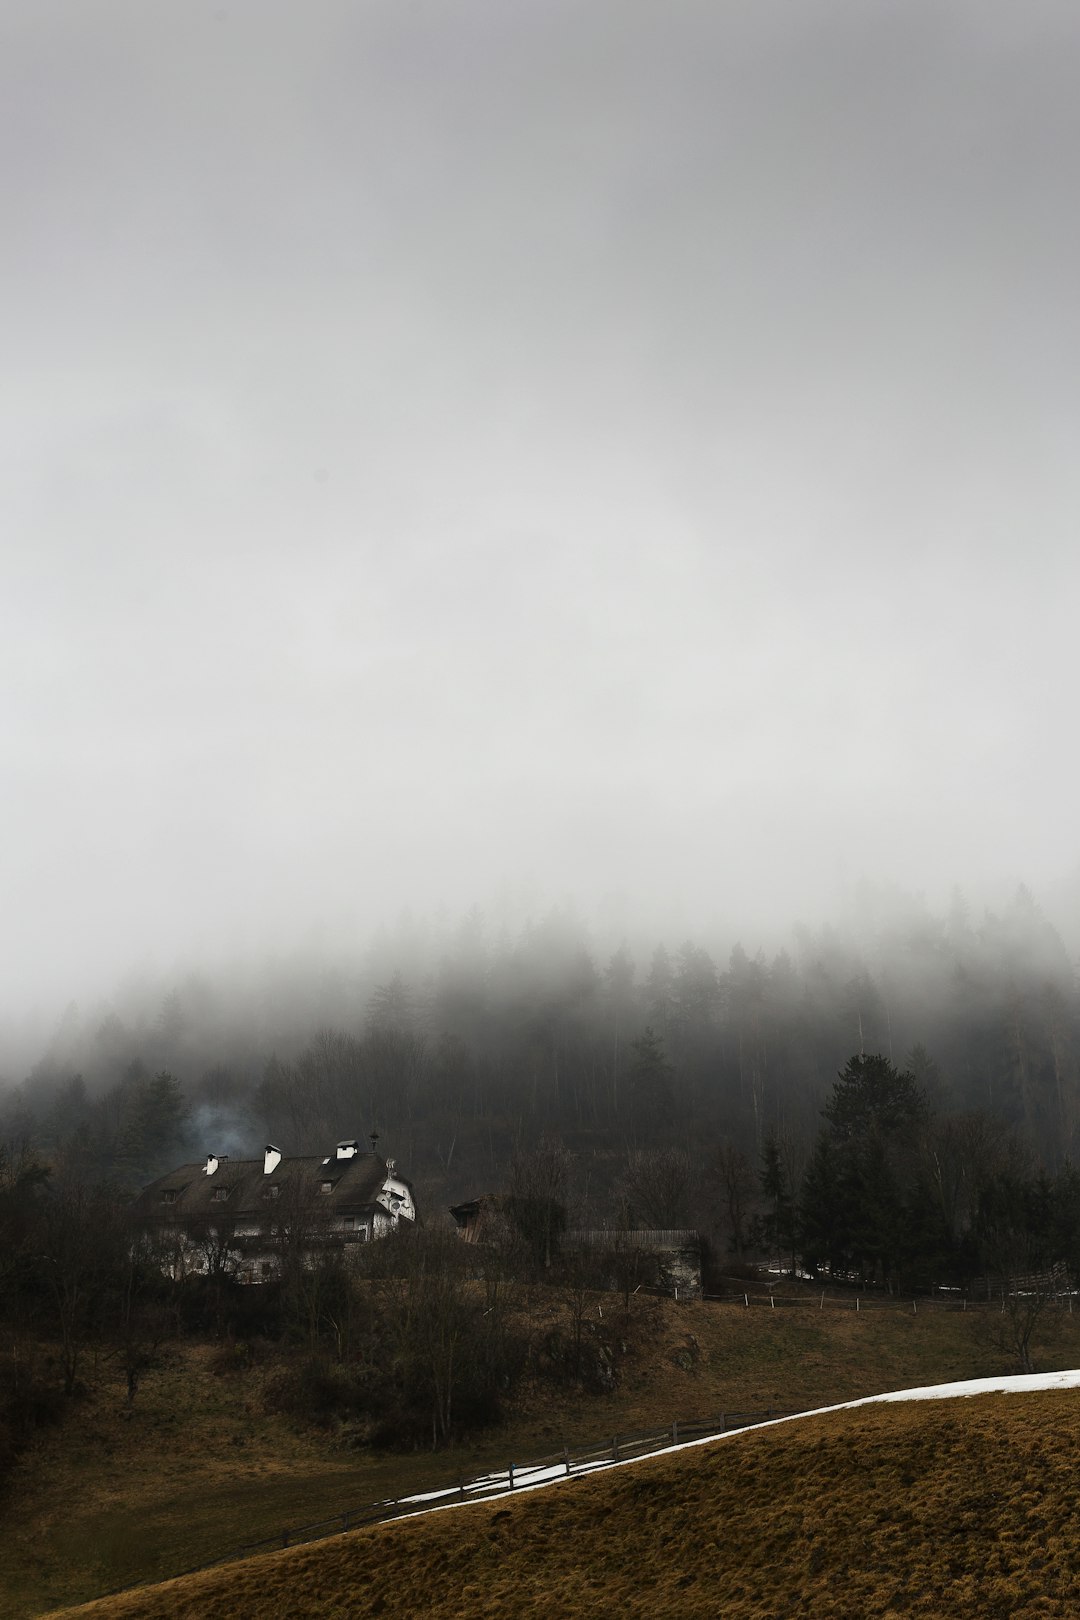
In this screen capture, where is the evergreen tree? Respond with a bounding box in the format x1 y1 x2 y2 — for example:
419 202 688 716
628 1028 674 1138
758 1130 796 1274
824 1053 927 1140
799 1131 845 1278
644 947 676 1035
117 1070 190 1184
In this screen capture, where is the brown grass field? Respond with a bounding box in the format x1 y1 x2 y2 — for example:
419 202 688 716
41 1388 1080 1619
6 1291 1080 1617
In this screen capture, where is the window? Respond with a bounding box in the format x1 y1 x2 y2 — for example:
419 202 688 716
265 1185 280 1201
320 1181 333 1194
213 1187 229 1202
260 1261 272 1279
343 1216 355 1229
162 1189 177 1204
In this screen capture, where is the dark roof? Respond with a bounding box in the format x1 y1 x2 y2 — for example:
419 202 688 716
132 1151 411 1223
449 1194 500 1221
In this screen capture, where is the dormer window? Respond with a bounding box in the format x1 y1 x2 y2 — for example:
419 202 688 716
213 1187 229 1202
162 1189 177 1204
320 1180 334 1194
265 1185 280 1201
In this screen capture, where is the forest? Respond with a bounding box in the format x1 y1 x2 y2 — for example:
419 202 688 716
1 883 1079 1288
3 882 1080 1471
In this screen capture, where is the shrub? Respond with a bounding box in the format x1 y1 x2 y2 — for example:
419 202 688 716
262 1357 361 1426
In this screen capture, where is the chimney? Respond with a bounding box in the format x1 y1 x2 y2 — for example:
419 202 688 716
204 1153 227 1176
336 1140 360 1161
264 1145 282 1175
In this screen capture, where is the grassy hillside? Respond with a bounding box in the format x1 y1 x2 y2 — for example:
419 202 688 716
6 1292 1080 1617
44 1388 1080 1619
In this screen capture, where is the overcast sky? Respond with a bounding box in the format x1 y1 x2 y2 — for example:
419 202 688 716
3 0 1080 1019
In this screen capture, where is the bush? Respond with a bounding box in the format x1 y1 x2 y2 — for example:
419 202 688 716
0 1355 66 1495
262 1357 361 1426
207 1337 270 1376
173 1275 286 1339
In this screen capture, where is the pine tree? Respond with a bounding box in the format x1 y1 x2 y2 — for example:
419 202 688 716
759 1130 796 1275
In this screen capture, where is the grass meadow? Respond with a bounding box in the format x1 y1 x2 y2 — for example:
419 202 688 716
6 1289 1080 1617
42 1388 1080 1620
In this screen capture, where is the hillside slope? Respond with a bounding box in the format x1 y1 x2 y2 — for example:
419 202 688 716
8 1295 1080 1617
46 1385 1080 1619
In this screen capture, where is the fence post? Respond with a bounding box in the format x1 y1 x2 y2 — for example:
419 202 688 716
913 1300 917 1315
281 1528 289 1549
613 1435 620 1463
672 1419 679 1445
856 1297 860 1312
770 1294 774 1309
564 1444 571 1476
744 1293 749 1308
820 1290 825 1309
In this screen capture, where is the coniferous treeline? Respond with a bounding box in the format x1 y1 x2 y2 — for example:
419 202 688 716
2 885 1079 1473
2 885 1078 1248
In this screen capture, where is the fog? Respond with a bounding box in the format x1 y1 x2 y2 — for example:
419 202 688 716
4 1 1080 1043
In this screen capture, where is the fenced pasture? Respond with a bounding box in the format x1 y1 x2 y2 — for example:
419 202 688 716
14 1287 1080 1620
45 1388 1080 1620
89 1406 800 1598
704 1267 1077 1311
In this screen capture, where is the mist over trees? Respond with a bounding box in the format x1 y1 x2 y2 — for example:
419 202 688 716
1 885 1077 1244
4 879 1080 1459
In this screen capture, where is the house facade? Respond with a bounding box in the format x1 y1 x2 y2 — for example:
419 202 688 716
133 1139 416 1283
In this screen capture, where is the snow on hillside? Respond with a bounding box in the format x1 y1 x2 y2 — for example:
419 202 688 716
397 1370 1080 1523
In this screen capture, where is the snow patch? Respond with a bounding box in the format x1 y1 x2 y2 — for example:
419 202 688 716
387 1369 1080 1524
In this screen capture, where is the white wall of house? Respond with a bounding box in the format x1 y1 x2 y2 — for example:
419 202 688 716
381 1175 415 1222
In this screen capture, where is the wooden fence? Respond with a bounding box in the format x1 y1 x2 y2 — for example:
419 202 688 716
91 1406 798 1602
79 1278 1080 1604
230 1408 795 1559
703 1274 1078 1311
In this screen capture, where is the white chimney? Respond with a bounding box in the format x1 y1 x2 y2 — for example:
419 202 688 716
205 1153 225 1176
335 1140 360 1160
264 1145 282 1175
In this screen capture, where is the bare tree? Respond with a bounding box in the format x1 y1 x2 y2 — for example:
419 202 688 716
113 1226 172 1407
708 1141 756 1258
39 1168 126 1395
375 1228 499 1447
613 1147 701 1231
508 1135 571 1269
